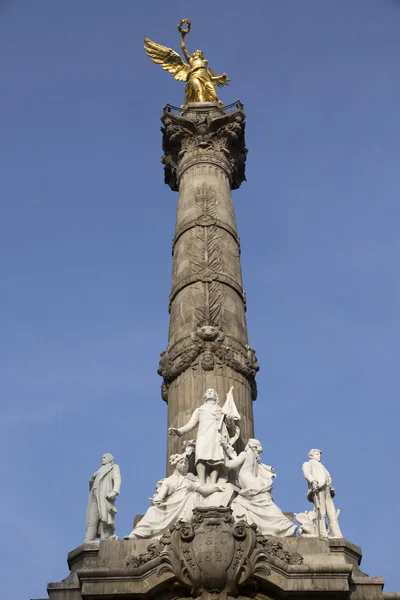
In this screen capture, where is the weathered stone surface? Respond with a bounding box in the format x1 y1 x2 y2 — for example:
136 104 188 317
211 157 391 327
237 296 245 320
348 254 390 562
159 507 273 598
159 102 259 465
45 510 386 600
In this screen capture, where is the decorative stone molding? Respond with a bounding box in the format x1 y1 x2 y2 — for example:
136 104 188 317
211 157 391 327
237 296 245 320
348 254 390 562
158 327 259 402
161 105 247 191
256 535 304 566
126 542 163 568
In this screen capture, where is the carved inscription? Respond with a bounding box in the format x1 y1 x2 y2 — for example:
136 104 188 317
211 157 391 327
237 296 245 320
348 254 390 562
194 528 233 569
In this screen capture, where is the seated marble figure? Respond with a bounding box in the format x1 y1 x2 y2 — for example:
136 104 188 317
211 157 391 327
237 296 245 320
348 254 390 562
124 453 222 540
228 439 297 537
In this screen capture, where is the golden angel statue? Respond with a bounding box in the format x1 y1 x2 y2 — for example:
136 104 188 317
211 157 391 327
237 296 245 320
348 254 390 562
144 19 230 105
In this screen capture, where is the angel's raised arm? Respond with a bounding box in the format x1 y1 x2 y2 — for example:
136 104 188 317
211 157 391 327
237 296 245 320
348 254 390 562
180 34 191 63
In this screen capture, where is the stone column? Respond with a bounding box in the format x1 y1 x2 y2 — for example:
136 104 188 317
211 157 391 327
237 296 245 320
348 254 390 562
158 102 259 467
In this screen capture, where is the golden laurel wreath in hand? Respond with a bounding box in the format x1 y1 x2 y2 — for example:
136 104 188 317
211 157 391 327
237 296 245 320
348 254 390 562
177 19 191 36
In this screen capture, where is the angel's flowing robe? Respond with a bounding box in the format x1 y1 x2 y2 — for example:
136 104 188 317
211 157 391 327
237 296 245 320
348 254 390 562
185 63 218 104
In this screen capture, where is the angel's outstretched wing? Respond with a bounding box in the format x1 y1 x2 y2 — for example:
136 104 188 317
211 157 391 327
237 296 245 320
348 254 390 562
144 37 189 82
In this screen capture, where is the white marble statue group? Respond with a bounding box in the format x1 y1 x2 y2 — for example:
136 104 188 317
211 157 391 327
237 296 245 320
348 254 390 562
84 388 343 543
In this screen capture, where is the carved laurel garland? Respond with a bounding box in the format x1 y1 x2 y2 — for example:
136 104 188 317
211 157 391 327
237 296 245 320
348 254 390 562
188 227 207 327
158 327 259 402
194 183 219 220
187 184 225 330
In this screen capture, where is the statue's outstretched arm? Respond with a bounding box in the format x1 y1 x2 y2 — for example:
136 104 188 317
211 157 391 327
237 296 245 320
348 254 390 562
177 408 200 435
153 480 170 503
177 18 192 63
209 70 231 87
197 483 224 496
227 451 246 471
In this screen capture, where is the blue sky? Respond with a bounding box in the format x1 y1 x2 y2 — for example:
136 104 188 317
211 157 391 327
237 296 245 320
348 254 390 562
1 1 399 598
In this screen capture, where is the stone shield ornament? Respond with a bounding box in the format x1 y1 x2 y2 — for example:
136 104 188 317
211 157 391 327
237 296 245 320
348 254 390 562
191 508 236 591
159 507 271 599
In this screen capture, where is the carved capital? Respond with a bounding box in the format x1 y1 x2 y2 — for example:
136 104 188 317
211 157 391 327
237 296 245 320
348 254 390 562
161 103 247 191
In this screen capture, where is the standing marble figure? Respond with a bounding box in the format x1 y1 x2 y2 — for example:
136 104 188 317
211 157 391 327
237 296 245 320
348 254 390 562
169 388 237 484
302 449 342 538
85 453 122 542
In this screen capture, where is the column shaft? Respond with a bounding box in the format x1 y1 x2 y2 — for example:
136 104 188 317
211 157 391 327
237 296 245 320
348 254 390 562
158 102 259 468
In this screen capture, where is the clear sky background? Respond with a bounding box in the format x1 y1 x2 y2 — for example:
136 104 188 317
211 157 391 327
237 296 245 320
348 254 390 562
1 1 399 598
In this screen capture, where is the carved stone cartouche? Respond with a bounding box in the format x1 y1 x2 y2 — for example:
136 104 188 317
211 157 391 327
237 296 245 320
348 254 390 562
158 507 303 600
158 507 269 599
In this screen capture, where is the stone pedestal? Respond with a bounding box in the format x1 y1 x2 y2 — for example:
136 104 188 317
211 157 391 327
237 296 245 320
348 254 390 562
44 508 386 600
158 102 259 466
